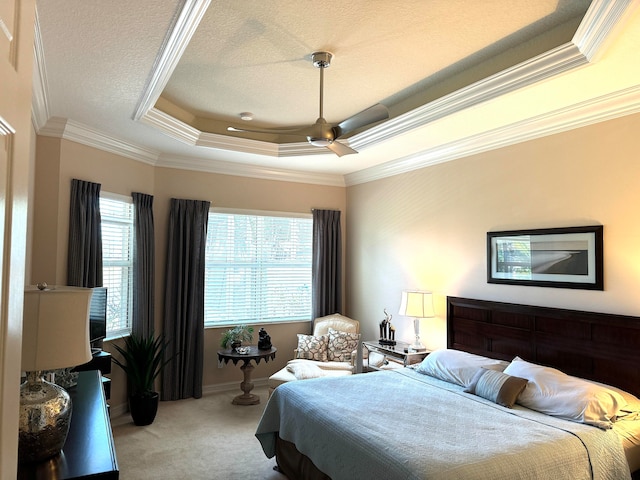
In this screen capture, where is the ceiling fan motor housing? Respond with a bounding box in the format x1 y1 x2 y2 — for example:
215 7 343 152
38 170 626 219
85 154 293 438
307 118 334 146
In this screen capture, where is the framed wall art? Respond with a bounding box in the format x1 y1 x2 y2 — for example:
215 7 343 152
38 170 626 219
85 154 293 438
487 225 603 290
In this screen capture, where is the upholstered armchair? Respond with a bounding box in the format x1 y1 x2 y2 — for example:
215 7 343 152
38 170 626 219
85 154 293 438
268 313 362 395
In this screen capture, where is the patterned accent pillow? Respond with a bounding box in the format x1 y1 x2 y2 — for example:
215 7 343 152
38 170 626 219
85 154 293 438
296 334 328 362
327 328 359 362
464 368 528 408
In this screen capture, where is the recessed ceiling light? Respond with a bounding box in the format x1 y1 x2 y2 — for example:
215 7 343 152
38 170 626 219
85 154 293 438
239 112 253 121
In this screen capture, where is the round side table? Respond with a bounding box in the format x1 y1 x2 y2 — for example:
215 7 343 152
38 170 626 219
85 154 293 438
217 346 277 405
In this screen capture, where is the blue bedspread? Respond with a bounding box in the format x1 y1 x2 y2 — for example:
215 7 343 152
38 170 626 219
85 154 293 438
256 369 631 480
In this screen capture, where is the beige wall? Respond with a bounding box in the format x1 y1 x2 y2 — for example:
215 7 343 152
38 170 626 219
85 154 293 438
31 139 346 412
151 167 345 391
346 112 640 350
32 138 157 284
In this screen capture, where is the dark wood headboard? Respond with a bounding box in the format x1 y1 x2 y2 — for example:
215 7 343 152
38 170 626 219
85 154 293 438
447 296 640 398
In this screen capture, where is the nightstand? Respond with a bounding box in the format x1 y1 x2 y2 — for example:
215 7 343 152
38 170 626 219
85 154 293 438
362 340 430 371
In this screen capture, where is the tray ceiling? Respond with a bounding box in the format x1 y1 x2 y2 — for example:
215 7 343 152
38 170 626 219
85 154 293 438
33 1 640 185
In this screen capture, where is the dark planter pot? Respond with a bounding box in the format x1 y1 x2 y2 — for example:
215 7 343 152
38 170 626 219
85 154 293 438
129 391 159 426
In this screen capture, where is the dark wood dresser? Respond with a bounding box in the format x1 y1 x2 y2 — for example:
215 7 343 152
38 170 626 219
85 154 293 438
18 370 119 479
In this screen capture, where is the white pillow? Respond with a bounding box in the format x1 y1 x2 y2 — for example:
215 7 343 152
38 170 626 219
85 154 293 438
503 357 625 429
415 349 509 386
586 379 640 417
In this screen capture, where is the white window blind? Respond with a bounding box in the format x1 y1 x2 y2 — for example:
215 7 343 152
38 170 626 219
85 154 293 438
205 211 312 326
100 195 134 338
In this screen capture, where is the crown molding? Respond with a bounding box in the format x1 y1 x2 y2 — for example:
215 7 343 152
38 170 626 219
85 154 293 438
139 107 200 145
197 131 280 156
573 0 635 60
38 117 160 165
0 116 15 135
37 113 345 185
354 42 588 150
132 0 211 122
345 85 640 186
156 154 345 187
144 107 344 157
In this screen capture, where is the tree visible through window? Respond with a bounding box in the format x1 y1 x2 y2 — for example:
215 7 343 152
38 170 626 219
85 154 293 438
100 195 134 337
204 210 312 326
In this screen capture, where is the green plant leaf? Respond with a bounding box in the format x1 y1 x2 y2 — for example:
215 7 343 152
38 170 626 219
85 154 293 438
112 333 173 396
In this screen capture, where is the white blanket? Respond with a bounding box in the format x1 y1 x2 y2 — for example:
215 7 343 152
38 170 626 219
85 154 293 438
256 369 631 480
286 359 353 380
286 361 327 380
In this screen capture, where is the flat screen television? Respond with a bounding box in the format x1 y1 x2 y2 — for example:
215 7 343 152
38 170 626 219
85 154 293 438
89 287 107 351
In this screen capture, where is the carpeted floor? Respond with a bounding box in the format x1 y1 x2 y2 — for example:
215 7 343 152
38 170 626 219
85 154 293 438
111 386 288 480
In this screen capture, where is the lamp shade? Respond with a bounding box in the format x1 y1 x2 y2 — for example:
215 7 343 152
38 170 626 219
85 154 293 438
22 285 93 372
398 291 435 319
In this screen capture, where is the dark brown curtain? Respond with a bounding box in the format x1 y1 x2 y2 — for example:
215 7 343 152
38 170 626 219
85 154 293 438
132 192 155 339
312 209 342 319
67 178 103 287
161 198 210 401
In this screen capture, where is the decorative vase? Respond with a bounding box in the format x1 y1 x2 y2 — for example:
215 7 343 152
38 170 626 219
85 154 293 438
129 392 159 426
231 340 241 352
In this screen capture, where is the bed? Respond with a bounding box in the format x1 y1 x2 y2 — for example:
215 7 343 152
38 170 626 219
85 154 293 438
256 296 640 479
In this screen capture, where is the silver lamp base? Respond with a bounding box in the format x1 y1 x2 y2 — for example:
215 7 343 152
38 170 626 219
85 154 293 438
19 371 72 463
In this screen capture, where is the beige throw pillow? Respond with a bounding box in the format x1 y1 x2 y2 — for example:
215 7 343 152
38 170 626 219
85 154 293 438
296 334 328 362
464 368 528 408
327 328 359 362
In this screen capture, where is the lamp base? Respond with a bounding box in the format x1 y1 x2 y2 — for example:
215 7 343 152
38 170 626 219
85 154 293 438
19 371 72 463
411 317 427 352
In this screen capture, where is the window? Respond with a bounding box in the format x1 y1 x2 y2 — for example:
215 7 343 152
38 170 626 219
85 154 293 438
100 194 134 338
205 210 312 326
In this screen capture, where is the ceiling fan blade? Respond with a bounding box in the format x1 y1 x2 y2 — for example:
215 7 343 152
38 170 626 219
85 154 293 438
326 141 357 157
333 103 389 139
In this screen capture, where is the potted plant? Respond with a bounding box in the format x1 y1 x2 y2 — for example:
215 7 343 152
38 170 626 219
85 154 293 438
220 325 254 351
112 333 171 426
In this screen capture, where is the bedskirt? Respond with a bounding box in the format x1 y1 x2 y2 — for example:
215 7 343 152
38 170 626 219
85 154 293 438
275 436 330 480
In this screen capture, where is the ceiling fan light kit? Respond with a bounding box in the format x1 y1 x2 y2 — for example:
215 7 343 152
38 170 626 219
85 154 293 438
227 51 389 157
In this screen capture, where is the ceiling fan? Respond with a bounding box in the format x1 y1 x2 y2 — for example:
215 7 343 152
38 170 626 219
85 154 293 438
227 51 389 157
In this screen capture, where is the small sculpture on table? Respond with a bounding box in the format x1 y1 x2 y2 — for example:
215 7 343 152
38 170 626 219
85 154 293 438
379 308 397 346
258 328 272 350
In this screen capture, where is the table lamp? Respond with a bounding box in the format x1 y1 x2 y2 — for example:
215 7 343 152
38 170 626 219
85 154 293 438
398 290 434 352
19 284 93 463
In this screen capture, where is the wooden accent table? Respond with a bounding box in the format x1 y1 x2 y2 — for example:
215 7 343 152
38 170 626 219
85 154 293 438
218 346 277 405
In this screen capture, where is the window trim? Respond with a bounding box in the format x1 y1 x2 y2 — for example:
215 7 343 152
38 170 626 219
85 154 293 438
204 207 313 328
100 192 134 339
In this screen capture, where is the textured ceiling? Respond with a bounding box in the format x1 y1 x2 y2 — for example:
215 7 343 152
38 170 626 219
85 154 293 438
164 0 587 130
33 1 640 184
